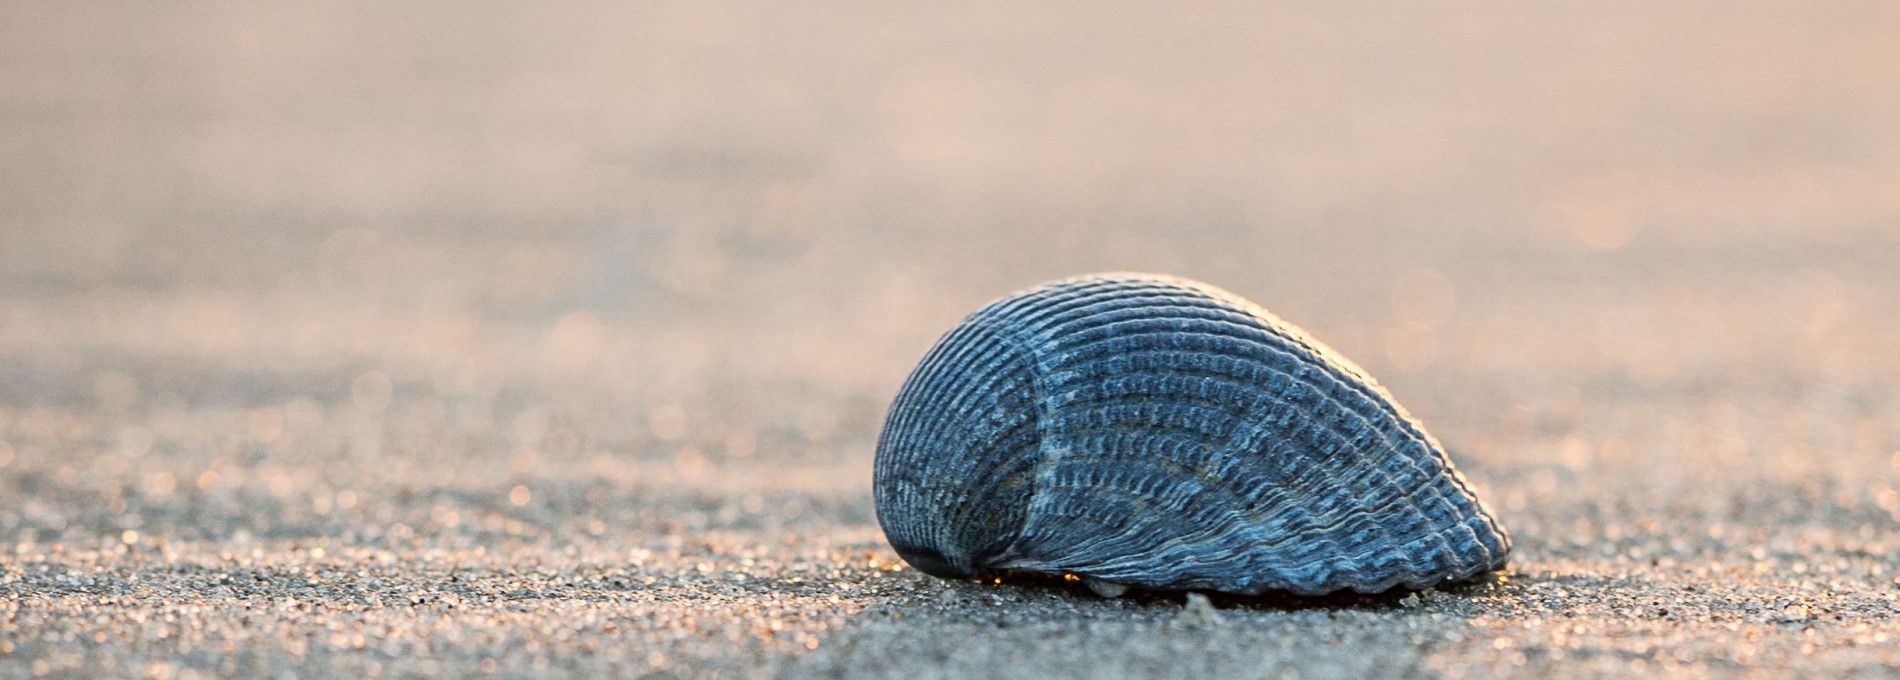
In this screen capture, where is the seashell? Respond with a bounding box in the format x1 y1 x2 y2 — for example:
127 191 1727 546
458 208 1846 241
873 273 1510 596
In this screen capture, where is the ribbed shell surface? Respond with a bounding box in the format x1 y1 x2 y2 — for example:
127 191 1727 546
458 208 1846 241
873 273 1510 595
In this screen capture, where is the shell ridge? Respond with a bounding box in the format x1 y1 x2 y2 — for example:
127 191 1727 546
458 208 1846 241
875 317 1039 574
922 326 1043 568
1004 403 1415 590
1040 321 1507 570
880 277 1122 573
1224 396 1474 579
990 276 1211 341
995 434 1280 579
1038 309 1496 586
978 280 1174 569
992 472 1399 593
1025 278 1372 388
984 347 1085 568
1037 295 1440 458
1047 313 1408 428
954 312 1066 571
874 273 1511 594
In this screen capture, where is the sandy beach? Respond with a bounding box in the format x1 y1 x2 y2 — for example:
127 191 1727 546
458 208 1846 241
4 2 1899 677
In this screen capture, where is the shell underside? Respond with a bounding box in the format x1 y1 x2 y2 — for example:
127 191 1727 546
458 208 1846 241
873 273 1510 595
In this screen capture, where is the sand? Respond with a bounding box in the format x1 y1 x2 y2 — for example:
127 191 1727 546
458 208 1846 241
4 2 1900 677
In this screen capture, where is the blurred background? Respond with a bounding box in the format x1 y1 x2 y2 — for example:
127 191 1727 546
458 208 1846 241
5 0 1899 531
5 2 1900 675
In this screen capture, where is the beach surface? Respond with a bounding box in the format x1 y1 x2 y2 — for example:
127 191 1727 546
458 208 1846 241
4 3 1900 677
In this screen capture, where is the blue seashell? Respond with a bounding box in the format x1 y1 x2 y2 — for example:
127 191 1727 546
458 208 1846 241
873 273 1510 596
